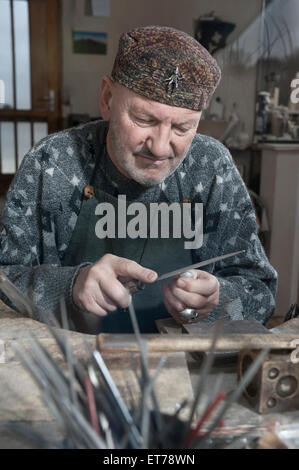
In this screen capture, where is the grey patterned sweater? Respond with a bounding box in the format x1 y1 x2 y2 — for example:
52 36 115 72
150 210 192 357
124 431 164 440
0 120 277 329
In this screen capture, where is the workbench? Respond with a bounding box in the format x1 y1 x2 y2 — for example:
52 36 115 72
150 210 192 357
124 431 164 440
0 300 298 449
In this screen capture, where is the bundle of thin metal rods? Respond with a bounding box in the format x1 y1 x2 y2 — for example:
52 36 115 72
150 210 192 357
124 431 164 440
9 299 269 449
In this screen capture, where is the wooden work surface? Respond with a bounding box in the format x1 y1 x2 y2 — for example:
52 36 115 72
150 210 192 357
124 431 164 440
156 317 299 440
0 301 193 448
0 300 299 448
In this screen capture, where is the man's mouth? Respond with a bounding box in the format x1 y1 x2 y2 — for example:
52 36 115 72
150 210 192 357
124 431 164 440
135 153 169 165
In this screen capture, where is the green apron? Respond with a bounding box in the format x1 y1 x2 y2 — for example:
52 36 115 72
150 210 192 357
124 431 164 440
62 170 194 334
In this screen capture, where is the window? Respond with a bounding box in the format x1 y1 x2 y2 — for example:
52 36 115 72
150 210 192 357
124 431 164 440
0 0 61 189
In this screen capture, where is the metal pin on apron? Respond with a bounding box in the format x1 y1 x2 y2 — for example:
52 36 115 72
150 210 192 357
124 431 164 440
123 250 246 320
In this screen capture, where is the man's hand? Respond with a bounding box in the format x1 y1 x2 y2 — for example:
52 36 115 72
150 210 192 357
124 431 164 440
73 254 157 316
162 269 219 323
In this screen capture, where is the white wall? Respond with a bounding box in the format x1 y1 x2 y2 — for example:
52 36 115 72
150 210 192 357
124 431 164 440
62 0 262 130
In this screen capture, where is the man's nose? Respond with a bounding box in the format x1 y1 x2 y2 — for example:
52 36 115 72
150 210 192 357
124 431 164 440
146 125 172 158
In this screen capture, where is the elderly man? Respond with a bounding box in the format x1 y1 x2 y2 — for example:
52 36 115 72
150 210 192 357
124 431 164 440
0 26 277 333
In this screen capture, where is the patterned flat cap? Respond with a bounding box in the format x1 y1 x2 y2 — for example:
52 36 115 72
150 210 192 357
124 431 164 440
111 25 221 111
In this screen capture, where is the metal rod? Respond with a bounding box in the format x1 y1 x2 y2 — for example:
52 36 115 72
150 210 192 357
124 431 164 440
157 250 245 281
0 269 35 317
198 348 270 448
187 315 225 429
60 297 79 411
128 301 163 433
92 349 142 447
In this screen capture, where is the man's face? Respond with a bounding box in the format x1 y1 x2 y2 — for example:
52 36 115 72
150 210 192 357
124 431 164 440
101 80 201 187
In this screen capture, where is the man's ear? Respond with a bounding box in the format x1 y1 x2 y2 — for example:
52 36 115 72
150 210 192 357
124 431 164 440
99 75 114 121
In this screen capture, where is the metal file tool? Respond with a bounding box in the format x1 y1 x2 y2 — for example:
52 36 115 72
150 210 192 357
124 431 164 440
156 250 245 282
124 250 245 294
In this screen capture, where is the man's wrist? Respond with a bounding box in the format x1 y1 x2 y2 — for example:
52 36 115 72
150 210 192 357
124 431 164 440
67 262 93 316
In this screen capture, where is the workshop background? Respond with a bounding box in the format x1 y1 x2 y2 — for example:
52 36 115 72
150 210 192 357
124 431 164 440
0 0 298 319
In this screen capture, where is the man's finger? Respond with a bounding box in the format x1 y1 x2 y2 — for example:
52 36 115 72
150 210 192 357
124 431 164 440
78 296 109 317
100 276 132 309
175 269 219 296
162 282 186 312
171 288 207 309
75 281 119 313
92 288 119 312
109 256 157 283
164 278 219 310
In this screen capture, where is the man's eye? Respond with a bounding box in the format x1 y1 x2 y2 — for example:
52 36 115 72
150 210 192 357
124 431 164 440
175 126 189 134
137 118 153 125
132 115 152 124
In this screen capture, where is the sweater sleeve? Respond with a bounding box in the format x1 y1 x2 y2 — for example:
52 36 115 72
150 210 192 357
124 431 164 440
212 205 278 324
191 138 278 324
0 141 89 325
